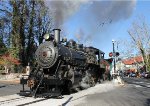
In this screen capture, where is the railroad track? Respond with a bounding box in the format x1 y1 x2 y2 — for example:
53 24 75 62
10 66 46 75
0 96 26 106
17 98 49 106
0 95 49 106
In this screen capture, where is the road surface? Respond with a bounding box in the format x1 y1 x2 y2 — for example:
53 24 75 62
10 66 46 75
74 77 150 106
0 78 150 106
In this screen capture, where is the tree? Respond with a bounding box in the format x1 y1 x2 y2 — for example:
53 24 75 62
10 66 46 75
34 1 52 45
0 0 52 72
118 39 137 59
128 17 150 72
0 37 7 55
26 0 52 64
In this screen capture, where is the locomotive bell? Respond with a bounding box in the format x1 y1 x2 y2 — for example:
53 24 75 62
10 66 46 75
53 29 61 44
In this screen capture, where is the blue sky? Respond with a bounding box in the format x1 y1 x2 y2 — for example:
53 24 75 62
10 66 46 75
62 0 150 58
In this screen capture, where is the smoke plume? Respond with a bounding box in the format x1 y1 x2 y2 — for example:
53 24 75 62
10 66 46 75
45 0 136 45
75 28 85 43
75 0 136 45
44 0 88 28
87 0 136 22
75 28 93 46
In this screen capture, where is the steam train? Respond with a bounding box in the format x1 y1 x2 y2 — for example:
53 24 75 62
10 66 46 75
20 29 106 98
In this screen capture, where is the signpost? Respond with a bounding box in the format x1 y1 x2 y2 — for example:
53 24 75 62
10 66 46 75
109 40 120 79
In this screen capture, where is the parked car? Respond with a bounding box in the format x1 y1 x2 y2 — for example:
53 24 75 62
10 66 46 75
140 72 145 78
129 72 136 77
144 72 150 79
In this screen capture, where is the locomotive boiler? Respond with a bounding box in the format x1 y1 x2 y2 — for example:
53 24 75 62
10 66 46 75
20 29 106 98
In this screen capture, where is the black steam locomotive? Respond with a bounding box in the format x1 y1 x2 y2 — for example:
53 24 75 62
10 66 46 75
20 29 106 98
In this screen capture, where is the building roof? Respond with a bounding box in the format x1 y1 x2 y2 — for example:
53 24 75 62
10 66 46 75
122 56 143 65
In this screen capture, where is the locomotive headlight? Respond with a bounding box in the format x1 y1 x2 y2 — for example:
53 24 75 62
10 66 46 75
44 34 50 40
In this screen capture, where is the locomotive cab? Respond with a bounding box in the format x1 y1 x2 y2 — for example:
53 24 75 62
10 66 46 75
85 47 104 65
99 50 105 62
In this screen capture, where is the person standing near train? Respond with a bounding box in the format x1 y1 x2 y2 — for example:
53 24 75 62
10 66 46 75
26 63 30 75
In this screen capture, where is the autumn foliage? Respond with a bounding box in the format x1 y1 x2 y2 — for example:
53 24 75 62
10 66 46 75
0 53 20 65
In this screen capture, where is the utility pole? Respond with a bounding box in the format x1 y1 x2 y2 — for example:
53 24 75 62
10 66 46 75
112 40 116 77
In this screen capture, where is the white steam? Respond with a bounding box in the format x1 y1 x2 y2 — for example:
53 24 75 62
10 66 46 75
75 28 93 46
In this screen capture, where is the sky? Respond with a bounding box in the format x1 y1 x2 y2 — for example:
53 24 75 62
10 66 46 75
46 0 150 58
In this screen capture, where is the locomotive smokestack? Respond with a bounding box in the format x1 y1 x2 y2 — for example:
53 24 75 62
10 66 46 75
53 29 61 44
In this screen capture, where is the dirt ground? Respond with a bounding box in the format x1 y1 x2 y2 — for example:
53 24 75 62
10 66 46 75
0 79 20 84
